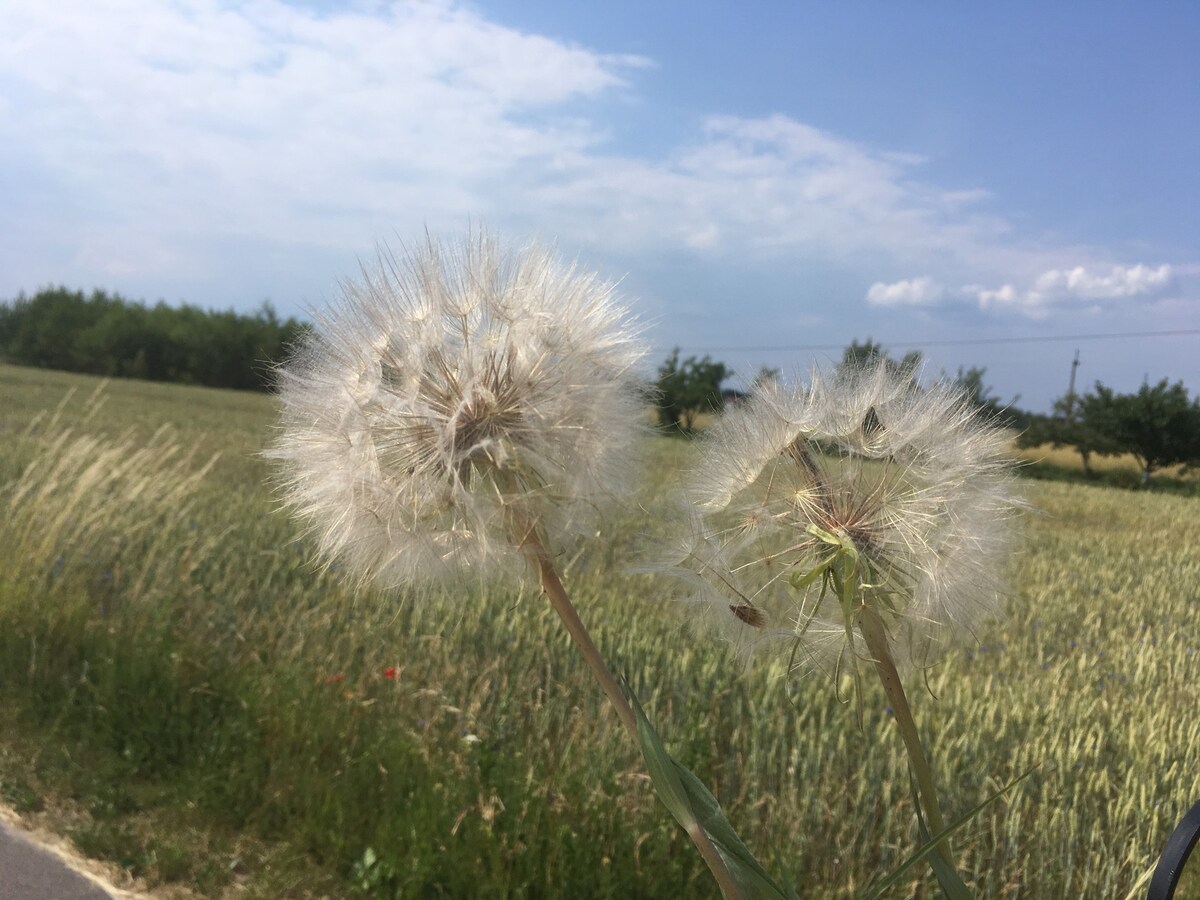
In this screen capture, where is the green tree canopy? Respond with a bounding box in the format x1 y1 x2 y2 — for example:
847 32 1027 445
655 348 732 432
1018 394 1121 477
0 287 306 391
839 338 921 382
951 365 1028 427
1078 378 1200 482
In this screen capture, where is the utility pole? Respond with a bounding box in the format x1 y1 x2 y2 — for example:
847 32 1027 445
1064 349 1080 422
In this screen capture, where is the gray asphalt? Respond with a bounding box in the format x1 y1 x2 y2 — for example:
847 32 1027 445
0 821 114 900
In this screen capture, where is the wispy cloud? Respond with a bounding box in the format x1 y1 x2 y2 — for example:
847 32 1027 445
0 0 647 257
0 2 1015 266
0 0 1190 338
526 114 1013 265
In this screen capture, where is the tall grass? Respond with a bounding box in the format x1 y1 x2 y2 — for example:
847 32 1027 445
0 363 1198 897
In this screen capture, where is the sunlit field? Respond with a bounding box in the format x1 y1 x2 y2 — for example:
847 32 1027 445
1 362 1198 898
1014 441 1197 492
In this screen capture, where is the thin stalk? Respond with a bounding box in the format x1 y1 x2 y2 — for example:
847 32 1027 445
858 604 957 872
526 533 638 738
515 520 745 900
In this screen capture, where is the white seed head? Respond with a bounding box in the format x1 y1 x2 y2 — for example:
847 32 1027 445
655 363 1022 673
268 232 648 588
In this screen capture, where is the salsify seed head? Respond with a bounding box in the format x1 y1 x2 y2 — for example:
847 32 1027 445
653 362 1023 673
268 232 648 588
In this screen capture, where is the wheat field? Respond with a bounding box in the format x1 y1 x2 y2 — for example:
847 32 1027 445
0 362 1197 898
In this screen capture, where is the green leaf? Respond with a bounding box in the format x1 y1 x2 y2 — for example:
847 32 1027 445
627 689 698 834
925 844 973 900
804 523 844 546
907 771 973 900
859 766 1038 900
788 560 829 591
625 685 800 900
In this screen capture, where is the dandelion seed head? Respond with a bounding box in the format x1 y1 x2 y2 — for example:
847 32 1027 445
656 363 1022 674
268 232 648 587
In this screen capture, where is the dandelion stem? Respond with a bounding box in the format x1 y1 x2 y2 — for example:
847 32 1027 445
525 534 638 738
858 604 957 872
518 527 745 900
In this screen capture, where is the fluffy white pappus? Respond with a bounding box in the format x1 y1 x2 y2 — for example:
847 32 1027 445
268 232 649 588
656 362 1023 673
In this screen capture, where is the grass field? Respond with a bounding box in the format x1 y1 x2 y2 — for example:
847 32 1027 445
1 362 1198 898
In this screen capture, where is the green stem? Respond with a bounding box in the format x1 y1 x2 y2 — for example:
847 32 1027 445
858 605 957 872
525 532 638 739
514 520 745 900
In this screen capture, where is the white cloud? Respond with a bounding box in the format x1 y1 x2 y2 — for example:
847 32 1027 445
866 276 944 307
969 263 1174 317
1031 264 1173 301
0 0 1186 339
0 1 1014 279
971 282 1037 315
519 113 1012 269
0 0 648 254
863 264 1181 320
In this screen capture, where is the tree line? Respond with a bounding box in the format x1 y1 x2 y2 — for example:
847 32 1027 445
1018 379 1200 484
655 338 1200 486
0 287 307 391
3 289 1197 484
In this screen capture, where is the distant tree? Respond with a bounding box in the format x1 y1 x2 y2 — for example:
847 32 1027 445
0 293 18 362
1078 379 1200 483
655 348 732 432
1066 401 1118 477
839 338 921 382
1 287 108 370
1017 396 1117 478
953 366 1001 412
951 365 1026 427
1019 409 1100 477
751 366 780 395
0 287 306 391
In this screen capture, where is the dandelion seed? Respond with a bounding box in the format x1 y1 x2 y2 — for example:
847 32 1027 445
655 361 1021 673
270 232 748 897
268 231 648 588
650 360 1023 877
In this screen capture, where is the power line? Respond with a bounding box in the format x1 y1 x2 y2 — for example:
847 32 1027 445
676 327 1200 355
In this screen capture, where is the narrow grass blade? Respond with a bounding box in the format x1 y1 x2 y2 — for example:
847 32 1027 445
860 766 1038 900
625 685 799 900
912 770 971 898
924 839 973 900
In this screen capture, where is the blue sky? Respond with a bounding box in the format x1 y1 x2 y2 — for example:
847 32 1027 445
2 1 1197 411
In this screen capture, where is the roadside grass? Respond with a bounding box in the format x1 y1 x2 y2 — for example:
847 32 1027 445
1 363 1198 897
